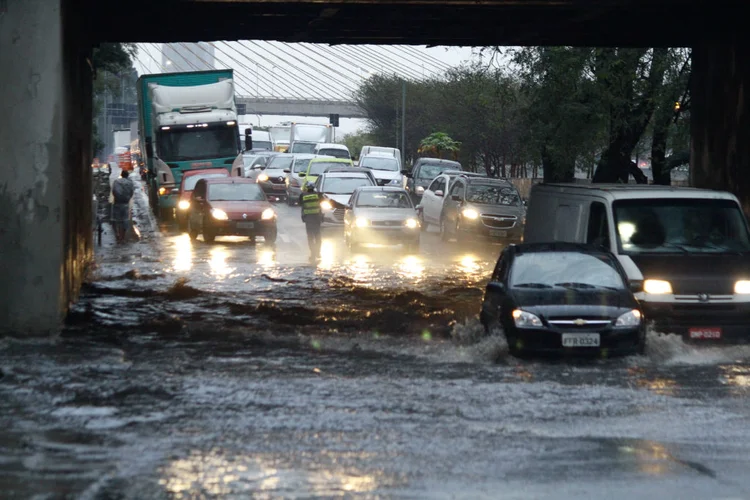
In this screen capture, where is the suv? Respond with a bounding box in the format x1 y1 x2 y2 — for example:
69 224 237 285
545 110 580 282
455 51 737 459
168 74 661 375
440 175 524 244
405 158 463 204
416 170 486 230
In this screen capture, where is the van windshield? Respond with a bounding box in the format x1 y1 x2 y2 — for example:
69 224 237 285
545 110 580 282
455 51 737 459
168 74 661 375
613 198 750 254
317 148 350 159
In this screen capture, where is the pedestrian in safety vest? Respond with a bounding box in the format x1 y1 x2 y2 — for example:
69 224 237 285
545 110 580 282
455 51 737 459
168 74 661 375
299 182 323 261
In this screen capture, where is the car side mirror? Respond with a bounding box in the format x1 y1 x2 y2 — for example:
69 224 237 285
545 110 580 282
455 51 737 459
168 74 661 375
487 281 505 294
629 280 643 293
435 190 444 197
252 164 263 169
451 195 461 201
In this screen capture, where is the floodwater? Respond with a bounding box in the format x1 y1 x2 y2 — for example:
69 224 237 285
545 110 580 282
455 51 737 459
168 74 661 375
1 175 750 499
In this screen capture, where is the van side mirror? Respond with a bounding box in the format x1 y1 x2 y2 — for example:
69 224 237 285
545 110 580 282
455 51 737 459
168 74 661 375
629 280 643 293
487 281 505 294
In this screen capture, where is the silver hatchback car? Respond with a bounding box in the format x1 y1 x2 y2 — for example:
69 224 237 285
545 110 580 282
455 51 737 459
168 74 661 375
344 186 420 252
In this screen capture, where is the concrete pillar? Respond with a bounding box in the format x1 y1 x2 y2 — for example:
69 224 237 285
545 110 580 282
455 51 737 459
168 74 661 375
691 39 750 213
0 0 92 336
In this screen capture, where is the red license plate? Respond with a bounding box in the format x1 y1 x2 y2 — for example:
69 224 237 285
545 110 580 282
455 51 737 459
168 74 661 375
689 327 722 339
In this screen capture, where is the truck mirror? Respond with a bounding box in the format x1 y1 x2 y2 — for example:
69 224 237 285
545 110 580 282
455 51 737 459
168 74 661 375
244 128 253 136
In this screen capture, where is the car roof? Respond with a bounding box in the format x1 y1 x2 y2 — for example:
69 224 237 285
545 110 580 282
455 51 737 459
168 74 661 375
316 143 348 149
534 183 738 201
462 176 513 185
508 242 615 255
183 169 228 178
416 158 460 165
201 177 257 185
310 157 352 163
363 151 397 157
355 186 407 192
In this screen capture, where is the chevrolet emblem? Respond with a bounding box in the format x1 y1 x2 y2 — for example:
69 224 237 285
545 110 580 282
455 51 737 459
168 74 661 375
573 318 587 326
242 214 247 219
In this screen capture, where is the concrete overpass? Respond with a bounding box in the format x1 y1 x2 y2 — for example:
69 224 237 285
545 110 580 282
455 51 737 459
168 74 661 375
237 97 365 118
1 0 750 336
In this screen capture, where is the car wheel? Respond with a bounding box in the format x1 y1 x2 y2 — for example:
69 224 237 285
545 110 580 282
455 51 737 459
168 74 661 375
202 217 216 243
188 216 199 241
440 218 452 243
264 226 278 244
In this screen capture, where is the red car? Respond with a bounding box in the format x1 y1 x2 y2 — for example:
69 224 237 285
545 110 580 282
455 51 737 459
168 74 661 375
176 169 230 231
187 178 277 243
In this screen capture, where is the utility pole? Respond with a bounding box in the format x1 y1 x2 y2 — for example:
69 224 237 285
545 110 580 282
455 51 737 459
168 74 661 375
401 79 406 166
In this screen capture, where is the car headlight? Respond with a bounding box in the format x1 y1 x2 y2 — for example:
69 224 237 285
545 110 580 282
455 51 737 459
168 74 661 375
462 208 479 220
388 178 401 186
735 280 750 294
320 200 333 211
416 186 425 195
257 173 269 182
261 208 275 220
512 309 542 328
404 218 418 229
643 279 672 294
355 217 369 228
178 200 190 210
158 187 167 195
615 309 642 327
211 208 228 220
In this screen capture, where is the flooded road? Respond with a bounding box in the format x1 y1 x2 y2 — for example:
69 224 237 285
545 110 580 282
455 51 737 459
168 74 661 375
2 176 750 498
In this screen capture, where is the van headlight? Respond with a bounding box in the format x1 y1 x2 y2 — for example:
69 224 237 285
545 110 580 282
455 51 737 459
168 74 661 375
734 280 750 294
158 187 167 195
257 173 269 182
355 217 369 228
643 279 672 294
615 309 642 327
211 208 229 220
261 208 275 220
512 309 542 328
178 200 190 210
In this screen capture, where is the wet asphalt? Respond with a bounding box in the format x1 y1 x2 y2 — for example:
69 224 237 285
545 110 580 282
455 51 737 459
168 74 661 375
1 175 750 499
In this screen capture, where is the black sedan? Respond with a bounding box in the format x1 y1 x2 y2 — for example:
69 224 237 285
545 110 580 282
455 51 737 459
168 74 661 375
480 242 646 357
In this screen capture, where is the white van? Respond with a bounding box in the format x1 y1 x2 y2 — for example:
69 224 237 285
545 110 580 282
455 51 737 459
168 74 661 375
359 146 401 166
523 183 750 342
313 143 351 160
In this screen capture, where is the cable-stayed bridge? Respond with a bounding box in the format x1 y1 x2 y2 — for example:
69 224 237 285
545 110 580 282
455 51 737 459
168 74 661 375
135 41 457 118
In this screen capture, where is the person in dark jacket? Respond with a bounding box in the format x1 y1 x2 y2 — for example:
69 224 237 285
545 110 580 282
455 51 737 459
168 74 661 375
111 170 135 243
299 182 323 260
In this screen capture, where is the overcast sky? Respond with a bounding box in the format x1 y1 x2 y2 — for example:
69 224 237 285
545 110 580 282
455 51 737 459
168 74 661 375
135 43 502 136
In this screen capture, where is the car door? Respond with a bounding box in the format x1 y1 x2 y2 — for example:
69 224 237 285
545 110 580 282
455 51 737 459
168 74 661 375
344 189 357 237
443 179 465 229
422 176 445 224
481 248 512 330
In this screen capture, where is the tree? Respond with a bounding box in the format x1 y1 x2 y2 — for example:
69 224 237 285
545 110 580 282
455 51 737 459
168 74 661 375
341 130 376 158
418 132 461 159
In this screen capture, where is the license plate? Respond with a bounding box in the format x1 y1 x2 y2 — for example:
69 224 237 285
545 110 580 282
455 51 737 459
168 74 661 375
490 229 507 237
689 327 722 339
562 333 601 347
237 222 255 229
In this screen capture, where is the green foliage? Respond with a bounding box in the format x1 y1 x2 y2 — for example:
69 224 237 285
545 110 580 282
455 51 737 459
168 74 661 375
419 132 460 154
341 130 376 158
92 44 138 156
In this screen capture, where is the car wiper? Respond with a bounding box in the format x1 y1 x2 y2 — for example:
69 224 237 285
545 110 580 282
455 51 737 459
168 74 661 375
513 283 554 289
659 242 690 253
554 282 597 289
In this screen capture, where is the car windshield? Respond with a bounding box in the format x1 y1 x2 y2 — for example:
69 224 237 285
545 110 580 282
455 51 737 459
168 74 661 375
418 164 456 179
208 183 265 201
157 125 239 161
317 148 349 159
356 191 413 208
183 173 227 191
291 142 318 154
266 156 294 170
241 156 264 168
510 252 625 289
466 184 521 206
309 161 348 176
361 157 400 171
292 157 313 173
613 198 750 254
322 176 373 194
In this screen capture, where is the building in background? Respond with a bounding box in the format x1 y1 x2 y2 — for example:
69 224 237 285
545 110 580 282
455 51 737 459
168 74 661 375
161 43 215 72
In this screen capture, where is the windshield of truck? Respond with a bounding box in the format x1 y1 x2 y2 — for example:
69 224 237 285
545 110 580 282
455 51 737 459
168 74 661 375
466 184 521 206
308 161 350 177
356 191 413 208
291 143 318 154
613 198 750 254
208 183 265 201
183 173 228 191
252 140 273 151
360 156 400 171
322 176 374 194
417 164 456 179
317 148 350 159
158 126 239 161
510 252 625 289
266 156 294 170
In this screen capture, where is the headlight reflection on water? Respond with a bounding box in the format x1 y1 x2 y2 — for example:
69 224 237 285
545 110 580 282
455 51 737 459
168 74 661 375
208 247 233 278
257 249 276 269
173 234 193 272
397 255 425 281
458 254 481 276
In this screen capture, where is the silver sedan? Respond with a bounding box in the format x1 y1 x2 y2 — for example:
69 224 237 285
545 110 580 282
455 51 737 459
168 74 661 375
344 186 421 252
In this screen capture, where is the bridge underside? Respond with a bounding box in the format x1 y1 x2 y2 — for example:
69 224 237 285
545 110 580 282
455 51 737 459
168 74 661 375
1 0 749 336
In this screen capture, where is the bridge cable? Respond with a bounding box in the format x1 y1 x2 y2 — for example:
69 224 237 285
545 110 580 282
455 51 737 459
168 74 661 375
175 42 257 97
205 42 280 97
137 43 168 73
290 42 368 92
380 45 451 78
246 41 352 101
329 45 423 81
402 45 455 72
189 42 275 97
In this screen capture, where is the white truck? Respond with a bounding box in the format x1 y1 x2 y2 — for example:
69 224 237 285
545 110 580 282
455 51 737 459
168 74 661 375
288 123 333 154
270 123 292 152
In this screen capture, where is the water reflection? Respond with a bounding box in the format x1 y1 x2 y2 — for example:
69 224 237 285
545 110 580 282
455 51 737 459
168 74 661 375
720 365 750 392
396 255 425 281
318 239 336 270
208 247 233 278
636 377 677 396
619 440 672 476
257 249 276 269
458 254 481 276
347 254 376 284
173 234 193 272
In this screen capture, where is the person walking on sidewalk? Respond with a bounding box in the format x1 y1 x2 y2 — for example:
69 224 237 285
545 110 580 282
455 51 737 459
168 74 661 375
111 170 135 243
